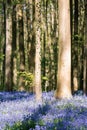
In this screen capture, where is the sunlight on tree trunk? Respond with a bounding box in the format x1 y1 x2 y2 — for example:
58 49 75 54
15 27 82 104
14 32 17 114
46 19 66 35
35 0 42 101
55 0 72 99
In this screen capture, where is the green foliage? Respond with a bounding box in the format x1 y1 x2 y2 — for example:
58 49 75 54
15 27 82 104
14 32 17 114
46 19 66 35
38 119 45 126
4 0 26 5
42 76 48 81
18 71 34 91
0 54 4 63
72 34 84 45
5 120 36 130
42 76 49 91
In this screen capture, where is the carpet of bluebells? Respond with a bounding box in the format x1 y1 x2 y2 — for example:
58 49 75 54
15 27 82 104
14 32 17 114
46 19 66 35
0 91 87 130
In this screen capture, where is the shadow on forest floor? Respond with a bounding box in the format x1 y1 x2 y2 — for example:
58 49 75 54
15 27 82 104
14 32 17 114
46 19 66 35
5 102 87 130
0 91 33 102
1 90 87 129
5 103 51 130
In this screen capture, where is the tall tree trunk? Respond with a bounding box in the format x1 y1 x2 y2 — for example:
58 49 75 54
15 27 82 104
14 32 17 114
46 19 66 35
23 2 28 71
5 1 12 91
16 4 20 90
70 0 73 93
26 0 35 92
52 0 58 90
28 0 35 74
55 0 72 99
2 1 6 90
18 5 25 91
41 0 47 91
12 5 17 89
35 0 42 101
0 2 5 89
83 0 87 95
78 0 85 90
73 0 79 92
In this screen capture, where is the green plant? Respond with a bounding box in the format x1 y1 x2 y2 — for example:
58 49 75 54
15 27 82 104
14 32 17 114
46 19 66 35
5 120 36 130
42 76 48 81
18 71 34 91
0 54 4 63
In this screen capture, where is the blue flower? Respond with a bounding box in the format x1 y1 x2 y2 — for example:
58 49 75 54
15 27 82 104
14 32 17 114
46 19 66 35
0 91 87 129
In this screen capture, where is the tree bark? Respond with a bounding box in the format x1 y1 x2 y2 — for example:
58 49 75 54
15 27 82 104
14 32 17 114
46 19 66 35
55 0 72 99
5 1 12 91
83 0 87 95
35 0 42 101
12 5 17 89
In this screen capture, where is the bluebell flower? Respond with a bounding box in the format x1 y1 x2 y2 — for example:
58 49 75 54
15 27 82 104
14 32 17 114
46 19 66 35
0 91 87 129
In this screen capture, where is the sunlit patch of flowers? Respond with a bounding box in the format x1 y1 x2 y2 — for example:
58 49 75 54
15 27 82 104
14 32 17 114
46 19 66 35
0 91 87 129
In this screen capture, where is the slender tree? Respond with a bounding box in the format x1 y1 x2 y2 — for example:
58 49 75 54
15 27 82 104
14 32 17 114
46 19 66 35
28 0 35 74
83 0 87 95
72 0 79 92
78 0 85 90
5 0 12 91
12 4 17 89
18 5 25 91
0 2 4 89
55 0 72 99
23 2 28 71
35 0 42 101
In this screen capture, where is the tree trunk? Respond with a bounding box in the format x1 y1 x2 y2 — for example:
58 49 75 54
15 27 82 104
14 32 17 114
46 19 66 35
35 0 42 101
0 3 5 89
18 5 25 91
28 0 35 74
23 3 28 71
5 1 12 91
12 5 17 89
73 0 79 92
55 0 72 99
83 0 87 95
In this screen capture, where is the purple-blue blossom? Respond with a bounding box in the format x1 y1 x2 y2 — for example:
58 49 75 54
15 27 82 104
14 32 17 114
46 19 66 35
0 91 87 129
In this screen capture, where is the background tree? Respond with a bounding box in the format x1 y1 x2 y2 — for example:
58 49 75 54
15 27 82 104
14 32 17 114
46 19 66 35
5 0 13 91
18 4 25 91
83 0 87 95
12 4 17 89
72 0 79 92
0 1 5 89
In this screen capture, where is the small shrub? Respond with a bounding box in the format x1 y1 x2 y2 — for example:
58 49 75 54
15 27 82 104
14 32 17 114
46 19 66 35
18 71 34 91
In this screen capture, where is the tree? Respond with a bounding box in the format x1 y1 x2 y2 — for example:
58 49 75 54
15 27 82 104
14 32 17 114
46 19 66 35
55 0 72 99
35 0 42 101
5 0 12 91
18 4 25 91
0 2 4 89
23 0 28 71
72 0 79 92
28 0 35 74
12 4 17 89
83 0 87 95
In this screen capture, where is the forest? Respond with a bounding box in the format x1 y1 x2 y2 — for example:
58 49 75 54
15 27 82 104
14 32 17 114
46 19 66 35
0 0 87 129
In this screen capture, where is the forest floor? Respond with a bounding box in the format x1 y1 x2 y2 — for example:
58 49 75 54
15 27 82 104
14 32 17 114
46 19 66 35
0 91 87 130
